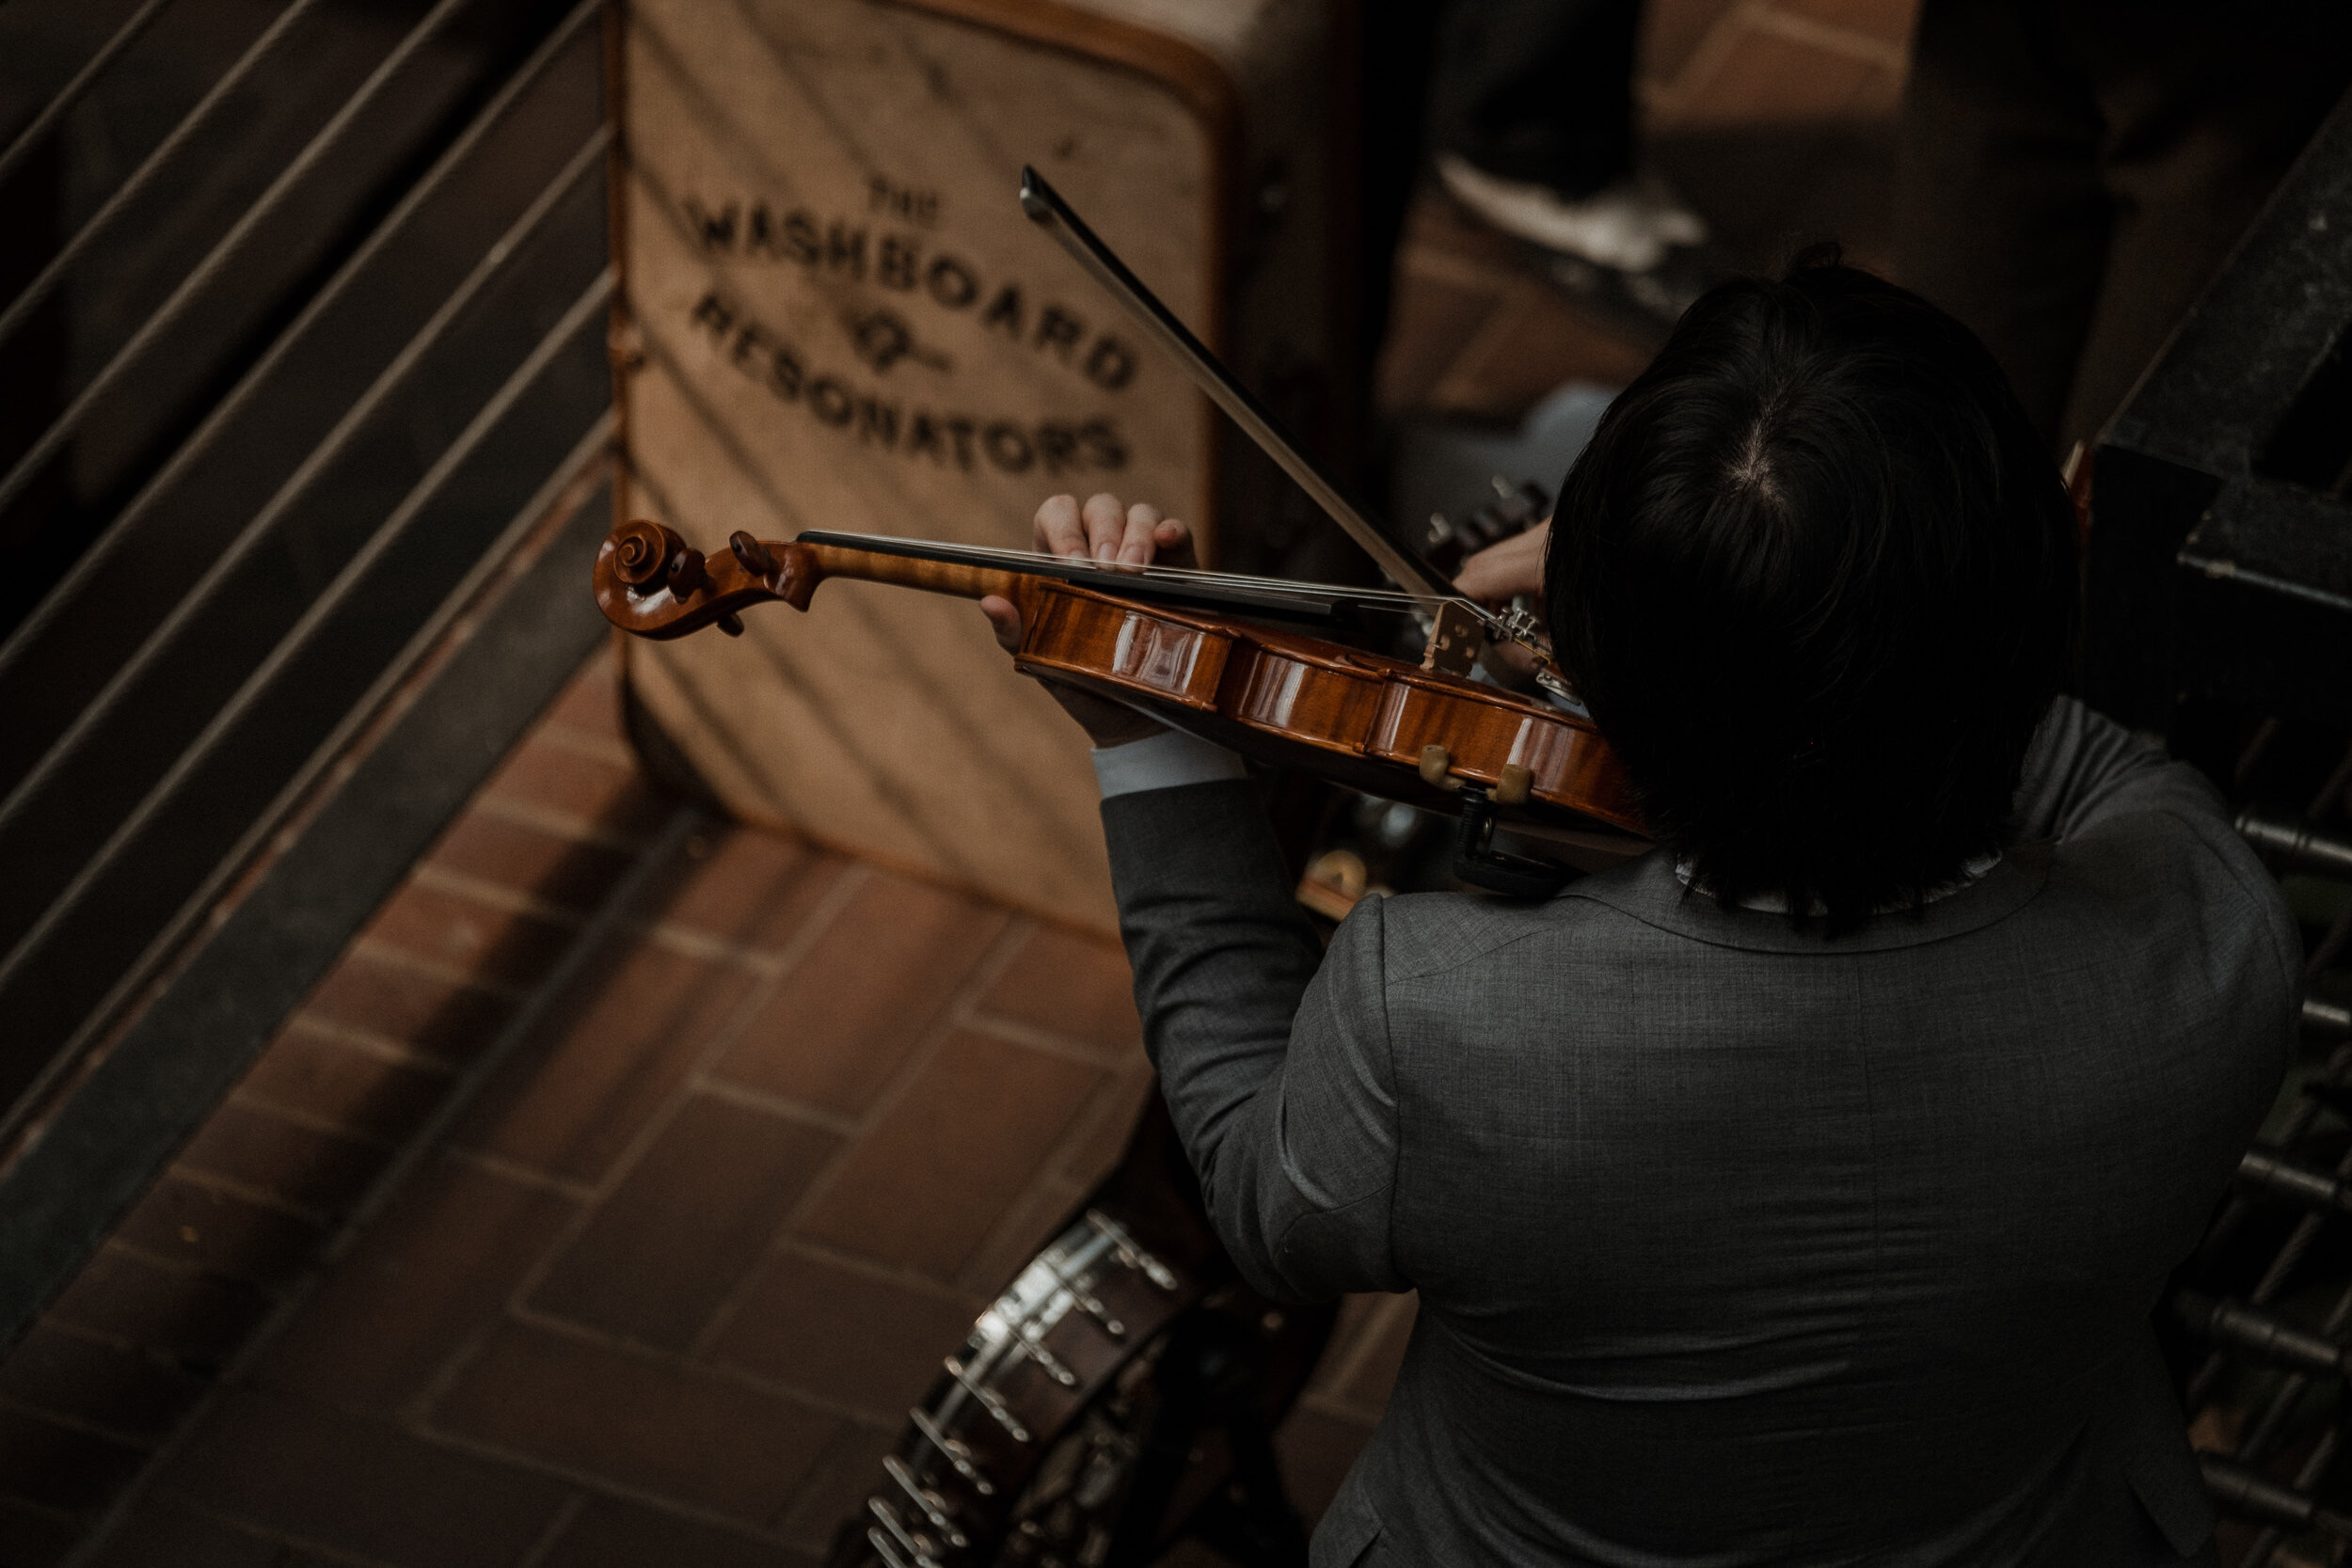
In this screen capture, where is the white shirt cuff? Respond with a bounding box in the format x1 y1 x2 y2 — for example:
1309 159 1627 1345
1090 726 1247 799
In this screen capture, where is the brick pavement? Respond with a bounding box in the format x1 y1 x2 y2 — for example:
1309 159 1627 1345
0 1 1915 1558
0 645 1406 1565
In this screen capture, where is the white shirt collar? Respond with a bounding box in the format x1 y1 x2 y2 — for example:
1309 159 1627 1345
1671 850 2002 915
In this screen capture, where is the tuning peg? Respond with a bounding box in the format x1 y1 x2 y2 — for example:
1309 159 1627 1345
730 531 778 578
667 546 708 595
717 611 745 637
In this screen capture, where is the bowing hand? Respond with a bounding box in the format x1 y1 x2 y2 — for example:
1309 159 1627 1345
1454 519 1550 682
1452 518 1549 608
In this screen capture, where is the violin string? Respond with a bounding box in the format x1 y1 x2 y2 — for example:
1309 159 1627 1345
804 530 1470 610
839 533 1444 601
797 531 1569 684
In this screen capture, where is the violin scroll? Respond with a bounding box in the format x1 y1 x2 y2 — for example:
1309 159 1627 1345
594 519 816 640
608 517 674 589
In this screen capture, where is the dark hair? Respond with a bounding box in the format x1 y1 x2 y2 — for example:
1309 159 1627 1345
1545 258 2077 928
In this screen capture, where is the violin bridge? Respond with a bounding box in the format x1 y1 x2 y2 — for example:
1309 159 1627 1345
1421 601 1483 677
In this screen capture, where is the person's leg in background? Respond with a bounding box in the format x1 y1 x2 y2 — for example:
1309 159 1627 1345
1423 0 1706 275
1899 0 2352 457
2060 2 2352 456
1895 0 2110 451
1356 0 1446 401
1427 0 1637 199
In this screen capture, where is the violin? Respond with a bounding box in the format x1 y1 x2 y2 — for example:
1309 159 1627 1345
596 168 1646 893
594 517 1645 895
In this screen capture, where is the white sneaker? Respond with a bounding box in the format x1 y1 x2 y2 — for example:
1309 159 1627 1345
1436 152 1708 274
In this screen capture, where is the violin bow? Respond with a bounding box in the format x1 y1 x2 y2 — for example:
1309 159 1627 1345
1017 166 1570 698
1019 166 1451 600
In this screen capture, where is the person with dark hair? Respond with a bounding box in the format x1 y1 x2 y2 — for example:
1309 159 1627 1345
1542 256 2080 927
979 261 2297 1564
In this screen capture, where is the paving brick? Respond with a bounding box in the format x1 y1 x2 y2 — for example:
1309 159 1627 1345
427 811 637 915
774 1421 900 1552
1054 1071 1154 1193
1675 115 1909 270
457 940 758 1185
46 1249 272 1374
1434 282 1656 419
794 1030 1104 1279
1272 1404 1377 1527
1773 0 1918 48
0 1405 144 1515
1672 25 1883 125
949 1175 1090 1299
483 731 671 844
1406 179 1526 270
0 1326 208 1444
1641 0 1741 88
178 1103 389 1220
973 925 1140 1056
1375 270 1498 417
708 1250 973 1419
262 1158 576 1413
541 648 626 746
301 952 515 1064
115 1176 326 1291
362 880 579 993
87 1502 341 1568
1325 1293 1417 1418
537 1496 818 1568
529 1095 844 1351
154 1389 568 1568
643 829 835 953
1310 1294 1382 1394
717 872 1008 1118
432 1323 838 1523
236 1026 453 1145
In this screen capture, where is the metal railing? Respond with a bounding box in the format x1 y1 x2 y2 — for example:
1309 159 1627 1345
2087 79 2352 1568
0 0 613 1357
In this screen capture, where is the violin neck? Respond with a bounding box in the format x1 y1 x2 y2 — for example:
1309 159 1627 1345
794 540 1022 604
791 530 1386 629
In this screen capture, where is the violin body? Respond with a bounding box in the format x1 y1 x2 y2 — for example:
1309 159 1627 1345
596 518 1645 843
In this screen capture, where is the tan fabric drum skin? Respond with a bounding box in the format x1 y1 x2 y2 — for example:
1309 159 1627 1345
608 0 1347 931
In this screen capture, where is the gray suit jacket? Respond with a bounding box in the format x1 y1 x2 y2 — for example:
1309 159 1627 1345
1099 698 2300 1566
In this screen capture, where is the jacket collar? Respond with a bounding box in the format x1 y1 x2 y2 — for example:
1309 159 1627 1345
1564 842 2053 955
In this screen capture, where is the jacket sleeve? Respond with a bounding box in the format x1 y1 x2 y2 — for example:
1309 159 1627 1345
1101 780 1405 1301
2017 697 2304 1036
2012 694 2226 843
